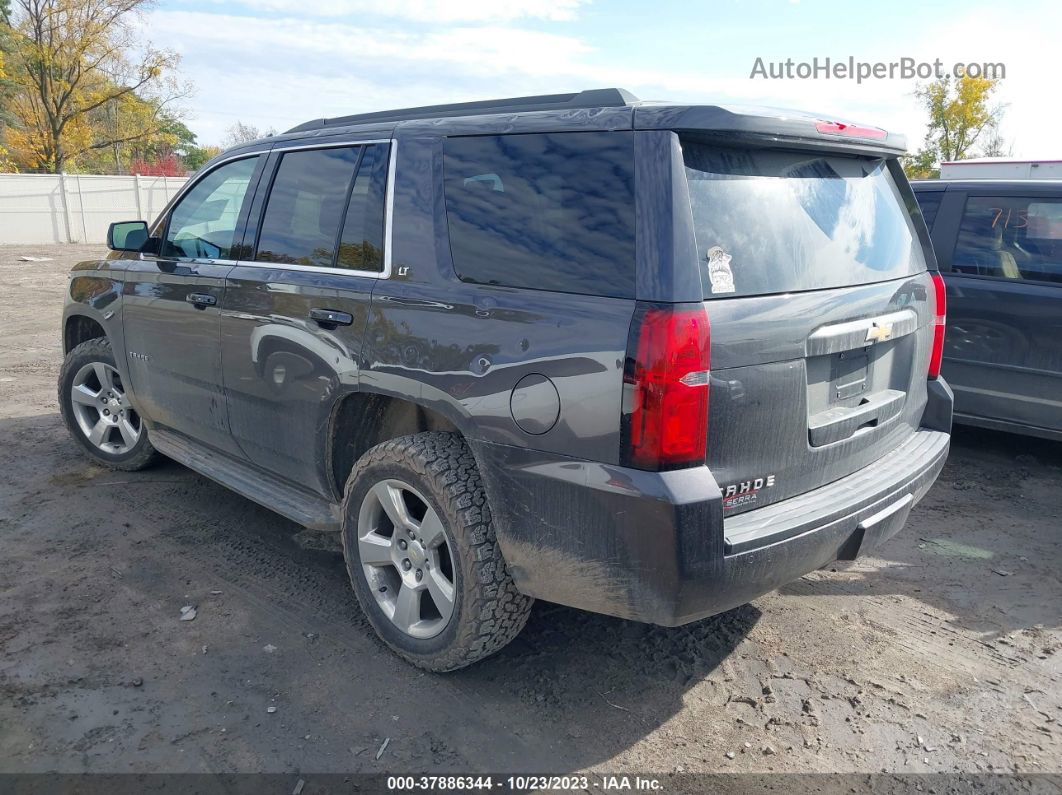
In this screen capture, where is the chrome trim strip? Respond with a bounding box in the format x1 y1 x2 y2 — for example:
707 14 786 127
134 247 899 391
235 260 387 278
135 255 239 267
273 138 390 152
805 309 919 357
231 139 396 280
184 138 392 176
382 140 397 279
157 138 394 224
161 139 399 278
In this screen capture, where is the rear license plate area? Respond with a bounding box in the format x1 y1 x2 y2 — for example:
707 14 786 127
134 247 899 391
830 349 869 402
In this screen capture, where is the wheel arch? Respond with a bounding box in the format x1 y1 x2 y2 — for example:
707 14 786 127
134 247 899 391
328 391 467 498
64 313 108 354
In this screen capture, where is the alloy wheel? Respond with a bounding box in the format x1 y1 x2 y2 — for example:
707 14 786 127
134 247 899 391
70 362 142 455
357 479 456 639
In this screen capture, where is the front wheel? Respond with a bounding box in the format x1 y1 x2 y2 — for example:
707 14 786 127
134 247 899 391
58 337 158 471
341 432 533 671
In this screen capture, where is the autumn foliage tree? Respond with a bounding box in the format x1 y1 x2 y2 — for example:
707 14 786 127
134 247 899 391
2 0 190 173
0 1 15 169
128 151 182 176
181 143 220 172
904 74 1008 179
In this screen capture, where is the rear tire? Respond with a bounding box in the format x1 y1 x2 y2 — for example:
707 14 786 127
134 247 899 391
341 432 533 671
58 337 158 471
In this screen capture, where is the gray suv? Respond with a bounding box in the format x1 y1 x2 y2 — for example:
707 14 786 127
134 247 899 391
58 89 953 671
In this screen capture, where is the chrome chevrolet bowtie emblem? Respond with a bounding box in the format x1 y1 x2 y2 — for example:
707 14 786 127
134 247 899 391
865 322 894 343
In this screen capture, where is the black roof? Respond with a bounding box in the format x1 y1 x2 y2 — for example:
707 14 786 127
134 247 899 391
253 88 906 158
286 88 639 134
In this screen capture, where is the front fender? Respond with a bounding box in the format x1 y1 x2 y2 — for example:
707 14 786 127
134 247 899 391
63 258 133 399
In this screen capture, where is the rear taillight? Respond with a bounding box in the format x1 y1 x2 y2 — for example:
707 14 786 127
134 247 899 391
928 272 947 379
622 303 710 470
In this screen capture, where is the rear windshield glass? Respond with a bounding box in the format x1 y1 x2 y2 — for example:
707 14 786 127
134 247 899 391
682 141 927 298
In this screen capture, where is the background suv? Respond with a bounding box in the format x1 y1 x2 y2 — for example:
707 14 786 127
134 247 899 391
913 179 1062 440
59 89 952 670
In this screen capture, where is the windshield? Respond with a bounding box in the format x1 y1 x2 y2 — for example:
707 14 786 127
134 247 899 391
682 141 927 298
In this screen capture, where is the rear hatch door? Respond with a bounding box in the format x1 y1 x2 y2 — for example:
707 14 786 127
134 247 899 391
679 139 936 516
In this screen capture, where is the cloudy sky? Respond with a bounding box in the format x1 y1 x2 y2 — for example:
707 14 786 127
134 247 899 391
145 0 1057 159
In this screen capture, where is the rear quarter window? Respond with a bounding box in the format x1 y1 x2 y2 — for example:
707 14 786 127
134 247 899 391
682 141 927 298
913 190 944 229
443 132 636 298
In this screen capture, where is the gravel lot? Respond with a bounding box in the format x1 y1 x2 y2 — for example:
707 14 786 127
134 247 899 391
0 244 1060 778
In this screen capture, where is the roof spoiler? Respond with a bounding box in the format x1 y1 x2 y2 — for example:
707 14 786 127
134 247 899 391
634 104 907 155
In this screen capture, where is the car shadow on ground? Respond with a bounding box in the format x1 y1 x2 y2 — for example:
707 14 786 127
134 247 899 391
456 600 760 727
778 425 1062 637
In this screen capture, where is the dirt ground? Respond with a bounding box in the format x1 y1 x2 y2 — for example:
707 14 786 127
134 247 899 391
0 244 1060 779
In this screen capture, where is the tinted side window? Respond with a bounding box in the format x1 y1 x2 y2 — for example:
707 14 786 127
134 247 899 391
914 191 943 229
163 156 259 259
336 143 389 271
443 132 636 298
953 196 1062 283
256 147 360 267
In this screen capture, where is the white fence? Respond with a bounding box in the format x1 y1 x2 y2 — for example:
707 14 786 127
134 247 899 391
0 173 188 245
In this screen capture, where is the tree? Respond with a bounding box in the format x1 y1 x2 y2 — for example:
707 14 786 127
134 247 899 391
129 151 182 176
182 144 219 172
981 127 1013 159
904 75 1007 179
223 120 273 148
0 0 17 125
0 0 15 169
77 95 192 173
3 0 191 173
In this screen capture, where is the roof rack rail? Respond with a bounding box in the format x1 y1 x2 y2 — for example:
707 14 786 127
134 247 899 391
285 88 639 134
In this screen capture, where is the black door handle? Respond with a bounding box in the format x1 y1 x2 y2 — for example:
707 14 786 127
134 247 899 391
309 308 353 327
186 293 217 309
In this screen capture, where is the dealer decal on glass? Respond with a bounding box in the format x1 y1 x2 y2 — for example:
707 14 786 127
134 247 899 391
706 246 736 294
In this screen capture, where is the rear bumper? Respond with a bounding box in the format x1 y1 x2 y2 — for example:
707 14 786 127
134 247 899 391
676 427 948 624
475 381 952 626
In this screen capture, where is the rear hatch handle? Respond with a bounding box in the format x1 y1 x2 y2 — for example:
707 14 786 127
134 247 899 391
808 389 905 446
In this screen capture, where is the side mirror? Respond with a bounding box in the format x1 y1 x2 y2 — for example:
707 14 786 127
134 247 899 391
107 220 149 252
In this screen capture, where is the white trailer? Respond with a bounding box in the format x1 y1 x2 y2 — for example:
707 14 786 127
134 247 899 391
940 158 1062 180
